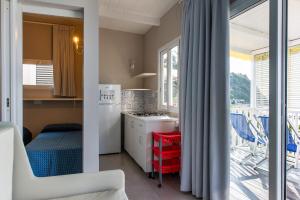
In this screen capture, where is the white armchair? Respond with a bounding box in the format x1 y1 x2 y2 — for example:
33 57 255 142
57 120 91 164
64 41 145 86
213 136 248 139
0 123 128 200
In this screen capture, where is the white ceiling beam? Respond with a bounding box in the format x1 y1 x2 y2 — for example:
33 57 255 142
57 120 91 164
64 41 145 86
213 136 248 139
230 46 253 54
99 6 160 26
230 22 269 39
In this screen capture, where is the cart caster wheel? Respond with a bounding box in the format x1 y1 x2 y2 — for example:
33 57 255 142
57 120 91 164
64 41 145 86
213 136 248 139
158 184 162 188
148 173 153 179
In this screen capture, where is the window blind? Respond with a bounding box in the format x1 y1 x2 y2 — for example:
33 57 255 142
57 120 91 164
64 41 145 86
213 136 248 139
288 48 300 110
255 53 269 108
36 64 54 86
254 46 300 110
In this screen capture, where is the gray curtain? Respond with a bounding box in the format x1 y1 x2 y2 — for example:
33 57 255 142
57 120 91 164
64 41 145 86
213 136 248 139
180 0 230 199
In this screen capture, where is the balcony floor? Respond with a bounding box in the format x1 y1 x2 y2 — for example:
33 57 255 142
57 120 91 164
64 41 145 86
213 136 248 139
230 151 300 200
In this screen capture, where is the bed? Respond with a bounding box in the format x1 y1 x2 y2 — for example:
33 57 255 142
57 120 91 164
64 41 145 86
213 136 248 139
26 124 83 177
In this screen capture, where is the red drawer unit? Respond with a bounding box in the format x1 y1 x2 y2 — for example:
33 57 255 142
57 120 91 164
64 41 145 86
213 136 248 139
153 146 181 160
152 159 180 174
152 131 181 187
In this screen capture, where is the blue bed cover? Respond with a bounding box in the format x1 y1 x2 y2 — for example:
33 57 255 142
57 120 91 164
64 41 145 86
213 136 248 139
26 131 82 177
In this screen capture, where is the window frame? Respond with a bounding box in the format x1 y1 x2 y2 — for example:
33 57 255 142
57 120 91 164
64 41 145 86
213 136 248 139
157 37 180 113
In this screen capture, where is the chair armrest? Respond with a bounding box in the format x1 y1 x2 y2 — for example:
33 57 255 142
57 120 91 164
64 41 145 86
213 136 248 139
17 170 125 200
249 121 264 139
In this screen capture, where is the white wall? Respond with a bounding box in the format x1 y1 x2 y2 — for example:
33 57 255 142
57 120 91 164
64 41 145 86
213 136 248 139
0 127 14 200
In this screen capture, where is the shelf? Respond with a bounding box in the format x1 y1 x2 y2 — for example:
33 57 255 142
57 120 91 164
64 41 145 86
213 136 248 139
23 98 83 101
123 89 151 91
134 73 156 78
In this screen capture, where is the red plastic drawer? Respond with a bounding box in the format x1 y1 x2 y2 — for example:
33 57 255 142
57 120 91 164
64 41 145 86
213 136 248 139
153 146 181 159
152 159 181 174
153 131 181 145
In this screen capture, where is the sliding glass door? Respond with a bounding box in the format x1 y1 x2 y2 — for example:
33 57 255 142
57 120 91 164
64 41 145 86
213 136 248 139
229 1 270 199
230 0 300 199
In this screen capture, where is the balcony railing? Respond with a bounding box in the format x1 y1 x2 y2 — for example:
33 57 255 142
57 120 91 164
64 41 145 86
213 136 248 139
231 105 300 132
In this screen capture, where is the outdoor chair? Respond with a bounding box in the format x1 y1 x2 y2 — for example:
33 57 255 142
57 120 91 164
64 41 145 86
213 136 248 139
230 113 267 164
256 116 300 169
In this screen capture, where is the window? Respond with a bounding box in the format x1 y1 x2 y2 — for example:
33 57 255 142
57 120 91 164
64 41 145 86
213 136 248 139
287 47 300 110
23 62 54 86
254 52 269 108
254 46 300 110
158 39 180 111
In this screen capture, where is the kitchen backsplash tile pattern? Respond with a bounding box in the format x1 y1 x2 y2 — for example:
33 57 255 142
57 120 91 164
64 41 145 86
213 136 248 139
121 90 144 112
144 91 158 112
121 90 158 112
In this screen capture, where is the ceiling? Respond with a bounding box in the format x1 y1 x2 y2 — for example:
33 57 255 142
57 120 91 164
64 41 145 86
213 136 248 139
230 0 300 53
98 0 179 34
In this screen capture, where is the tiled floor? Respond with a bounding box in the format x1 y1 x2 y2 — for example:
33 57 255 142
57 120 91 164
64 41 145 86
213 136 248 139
99 152 196 200
100 151 300 200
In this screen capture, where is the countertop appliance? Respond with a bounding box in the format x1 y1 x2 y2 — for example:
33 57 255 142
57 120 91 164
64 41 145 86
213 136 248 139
99 84 121 154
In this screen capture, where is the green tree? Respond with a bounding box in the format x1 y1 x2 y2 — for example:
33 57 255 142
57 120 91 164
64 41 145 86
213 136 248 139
230 72 251 104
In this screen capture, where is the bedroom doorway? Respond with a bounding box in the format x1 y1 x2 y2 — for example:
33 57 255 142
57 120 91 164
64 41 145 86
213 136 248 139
1 0 99 172
22 12 85 177
2 0 100 173
22 13 84 138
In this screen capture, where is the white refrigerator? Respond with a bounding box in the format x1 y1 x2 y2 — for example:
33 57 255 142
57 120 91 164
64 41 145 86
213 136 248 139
98 84 121 154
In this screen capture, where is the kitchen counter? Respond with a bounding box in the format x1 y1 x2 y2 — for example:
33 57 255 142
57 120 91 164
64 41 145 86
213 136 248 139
123 112 178 122
123 112 178 173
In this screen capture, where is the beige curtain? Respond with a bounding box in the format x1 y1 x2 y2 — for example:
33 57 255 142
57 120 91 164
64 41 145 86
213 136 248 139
53 25 76 97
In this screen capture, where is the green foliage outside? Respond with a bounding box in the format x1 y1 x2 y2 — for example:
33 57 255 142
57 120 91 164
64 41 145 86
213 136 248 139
230 72 251 105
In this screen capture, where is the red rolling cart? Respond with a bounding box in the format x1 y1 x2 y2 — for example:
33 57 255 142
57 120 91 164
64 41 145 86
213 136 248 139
152 131 181 187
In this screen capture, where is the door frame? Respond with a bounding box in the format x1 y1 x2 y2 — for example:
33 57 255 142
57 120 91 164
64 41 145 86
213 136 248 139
269 0 287 199
230 0 287 199
6 0 100 173
1 0 12 122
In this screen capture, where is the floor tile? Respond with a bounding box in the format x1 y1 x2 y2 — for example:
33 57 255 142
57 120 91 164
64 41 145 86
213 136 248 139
99 152 197 200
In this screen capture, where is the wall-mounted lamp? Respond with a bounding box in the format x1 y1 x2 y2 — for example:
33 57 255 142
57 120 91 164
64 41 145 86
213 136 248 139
73 36 83 55
130 59 136 73
73 36 79 49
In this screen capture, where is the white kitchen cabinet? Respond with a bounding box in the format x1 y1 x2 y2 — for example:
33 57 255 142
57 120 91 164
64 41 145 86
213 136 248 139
124 116 129 155
124 114 177 173
135 121 145 168
125 116 135 158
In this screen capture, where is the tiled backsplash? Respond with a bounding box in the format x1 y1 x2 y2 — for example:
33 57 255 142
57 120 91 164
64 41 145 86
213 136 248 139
144 91 158 112
121 90 158 112
121 90 144 112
